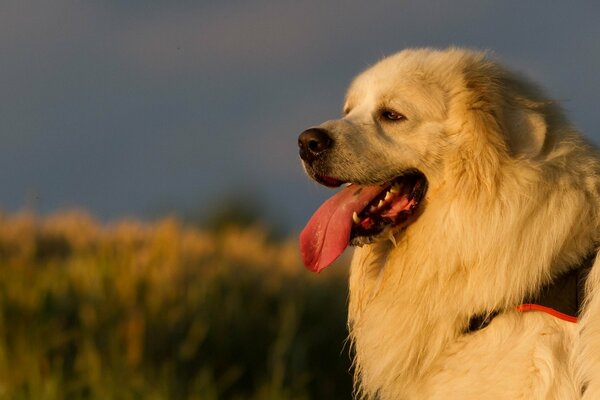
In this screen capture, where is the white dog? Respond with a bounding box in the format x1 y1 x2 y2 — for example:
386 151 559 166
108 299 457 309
298 48 600 399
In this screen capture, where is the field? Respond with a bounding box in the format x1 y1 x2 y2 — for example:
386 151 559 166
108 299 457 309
0 211 352 399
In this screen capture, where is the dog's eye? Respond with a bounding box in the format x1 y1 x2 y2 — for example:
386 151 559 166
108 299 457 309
381 109 406 122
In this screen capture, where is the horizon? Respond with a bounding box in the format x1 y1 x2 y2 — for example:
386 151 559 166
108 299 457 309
2 1 599 230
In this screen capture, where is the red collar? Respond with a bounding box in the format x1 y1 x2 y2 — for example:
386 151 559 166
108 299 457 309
517 303 578 323
465 252 594 333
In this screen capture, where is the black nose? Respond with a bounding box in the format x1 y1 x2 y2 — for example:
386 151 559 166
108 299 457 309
298 128 332 161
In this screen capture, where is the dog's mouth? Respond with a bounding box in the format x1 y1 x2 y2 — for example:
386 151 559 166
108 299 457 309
349 172 427 245
300 170 428 272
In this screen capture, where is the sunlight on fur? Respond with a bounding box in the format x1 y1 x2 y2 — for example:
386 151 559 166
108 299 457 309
300 48 600 399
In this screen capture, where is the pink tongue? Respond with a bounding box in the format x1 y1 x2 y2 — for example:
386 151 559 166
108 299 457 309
300 184 384 272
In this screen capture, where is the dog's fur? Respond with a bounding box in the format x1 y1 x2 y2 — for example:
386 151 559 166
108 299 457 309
303 48 600 399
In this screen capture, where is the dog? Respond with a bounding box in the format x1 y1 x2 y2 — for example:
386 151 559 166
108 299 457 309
298 48 600 399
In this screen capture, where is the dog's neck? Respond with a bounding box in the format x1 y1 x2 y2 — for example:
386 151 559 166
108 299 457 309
347 185 597 398
465 252 594 333
348 239 468 397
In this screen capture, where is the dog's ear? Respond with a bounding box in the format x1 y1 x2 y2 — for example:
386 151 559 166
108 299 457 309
463 58 548 158
502 106 546 158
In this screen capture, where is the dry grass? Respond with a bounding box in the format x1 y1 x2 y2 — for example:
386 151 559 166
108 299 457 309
0 210 352 399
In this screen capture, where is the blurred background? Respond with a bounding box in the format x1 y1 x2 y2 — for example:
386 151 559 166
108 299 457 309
1 1 599 399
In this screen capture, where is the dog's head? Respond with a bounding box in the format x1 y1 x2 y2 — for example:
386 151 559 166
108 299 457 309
299 48 552 272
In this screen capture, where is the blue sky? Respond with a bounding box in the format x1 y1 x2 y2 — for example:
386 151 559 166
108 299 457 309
2 1 599 229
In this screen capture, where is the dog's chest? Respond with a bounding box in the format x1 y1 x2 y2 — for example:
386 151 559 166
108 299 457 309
347 246 580 400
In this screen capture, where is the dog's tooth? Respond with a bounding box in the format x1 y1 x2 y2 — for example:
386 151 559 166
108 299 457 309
388 230 397 247
384 191 393 201
378 200 385 208
352 211 360 224
369 206 377 213
390 184 401 193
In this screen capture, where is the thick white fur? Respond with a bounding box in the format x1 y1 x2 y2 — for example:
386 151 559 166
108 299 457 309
327 48 600 399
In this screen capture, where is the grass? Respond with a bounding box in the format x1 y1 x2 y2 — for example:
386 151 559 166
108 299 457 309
0 211 353 399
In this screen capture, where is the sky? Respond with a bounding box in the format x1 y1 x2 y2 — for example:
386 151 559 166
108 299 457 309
2 1 600 230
